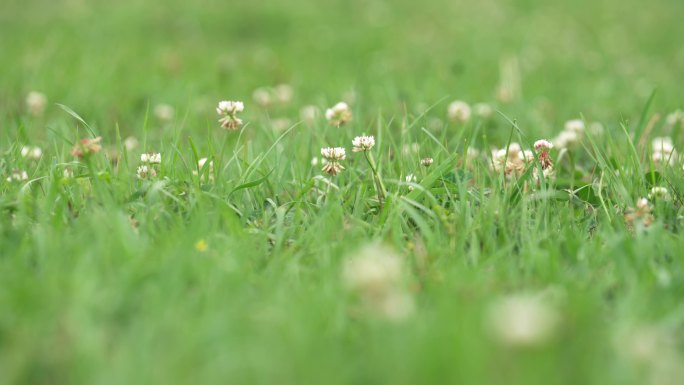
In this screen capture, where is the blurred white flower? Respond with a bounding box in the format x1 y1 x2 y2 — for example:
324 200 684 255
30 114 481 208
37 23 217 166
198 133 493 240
325 102 352 127
553 130 581 149
447 100 472 123
420 157 434 167
488 294 559 348
252 87 272 107
564 119 585 133
274 84 293 104
20 146 43 160
124 136 139 151
26 91 47 116
534 139 553 152
343 243 414 321
140 152 161 164
154 103 174 123
6 169 28 182
299 105 319 123
136 165 157 179
473 103 494 119
405 174 417 191
352 135 375 152
648 187 669 200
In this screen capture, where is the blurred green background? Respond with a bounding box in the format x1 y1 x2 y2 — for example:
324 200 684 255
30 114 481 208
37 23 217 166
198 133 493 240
2 0 684 136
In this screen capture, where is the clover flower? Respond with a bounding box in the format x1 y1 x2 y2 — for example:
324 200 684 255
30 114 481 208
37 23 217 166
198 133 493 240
625 197 654 228
193 157 215 182
420 157 434 167
274 84 293 104
491 142 531 178
487 294 559 348
405 174 417 191
343 244 415 321
648 187 669 200
651 137 678 166
325 102 352 127
6 169 28 182
71 137 103 158
20 146 43 160
252 87 272 107
534 139 554 171
216 100 244 130
154 104 174 123
665 109 684 128
299 105 319 124
26 91 47 116
553 119 585 149
124 136 139 151
140 152 161 164
447 100 471 123
321 147 346 176
352 135 375 152
473 103 494 119
136 165 157 179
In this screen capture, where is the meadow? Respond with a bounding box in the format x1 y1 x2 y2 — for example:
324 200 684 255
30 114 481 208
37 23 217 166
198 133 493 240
2 0 684 384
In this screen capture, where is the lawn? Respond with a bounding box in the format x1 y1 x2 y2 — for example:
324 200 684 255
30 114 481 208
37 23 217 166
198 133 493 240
1 0 684 384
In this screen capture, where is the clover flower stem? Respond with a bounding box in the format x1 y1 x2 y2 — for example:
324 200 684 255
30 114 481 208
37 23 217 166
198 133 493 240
364 151 387 202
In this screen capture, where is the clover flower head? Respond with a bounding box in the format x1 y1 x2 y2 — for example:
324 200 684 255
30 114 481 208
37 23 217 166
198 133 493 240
325 102 352 127
447 100 472 123
20 146 43 160
136 165 157 179
648 187 669 200
6 169 28 182
473 103 494 119
534 139 553 152
71 136 103 158
140 152 161 164
154 104 174 122
488 294 559 348
420 157 434 167
26 91 47 116
352 135 375 152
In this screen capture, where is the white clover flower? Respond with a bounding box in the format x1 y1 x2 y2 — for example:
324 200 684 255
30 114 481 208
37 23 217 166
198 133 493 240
564 119 585 133
652 137 675 154
6 170 28 182
325 102 352 127
321 147 346 161
405 174 417 191
343 243 414 321
274 84 293 104
636 197 650 210
321 147 346 175
447 100 472 123
520 150 535 162
473 103 494 119
216 100 244 114
488 294 559 348
26 91 47 116
136 165 157 179
352 135 375 152
534 139 553 152
140 152 161 164
252 87 272 107
20 146 43 160
124 136 139 151
648 187 670 200
198 157 213 169
553 130 581 149
299 105 319 123
216 100 245 130
420 157 434 167
665 109 684 126
154 103 174 123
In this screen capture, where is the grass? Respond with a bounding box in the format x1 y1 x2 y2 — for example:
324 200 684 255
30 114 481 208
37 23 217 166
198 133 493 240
2 0 684 384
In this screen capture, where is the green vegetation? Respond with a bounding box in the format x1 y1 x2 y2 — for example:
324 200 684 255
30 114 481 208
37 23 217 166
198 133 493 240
1 0 684 384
